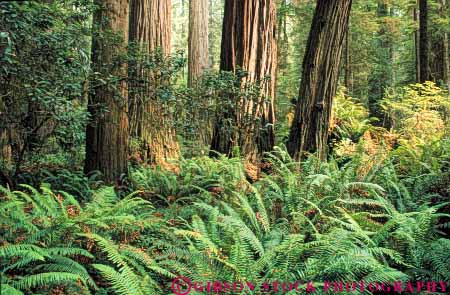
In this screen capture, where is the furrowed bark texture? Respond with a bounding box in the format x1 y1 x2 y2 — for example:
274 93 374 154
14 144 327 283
287 0 352 161
148 0 171 55
188 0 209 87
84 0 129 183
187 0 212 149
128 0 179 167
211 0 277 164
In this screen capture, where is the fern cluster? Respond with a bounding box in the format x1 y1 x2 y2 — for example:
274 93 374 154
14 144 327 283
128 146 449 294
0 184 173 295
1 143 449 294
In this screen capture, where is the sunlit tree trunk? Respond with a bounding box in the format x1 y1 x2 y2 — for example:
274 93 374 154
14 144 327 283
148 0 171 55
84 0 129 183
419 0 430 82
188 0 209 87
287 0 352 161
128 0 179 167
211 0 277 165
187 0 212 148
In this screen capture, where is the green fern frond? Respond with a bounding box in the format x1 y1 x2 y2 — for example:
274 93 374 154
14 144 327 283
13 272 86 291
0 284 25 295
92 264 142 295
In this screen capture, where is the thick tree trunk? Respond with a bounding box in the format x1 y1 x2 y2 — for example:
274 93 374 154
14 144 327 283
210 0 277 165
419 0 430 82
188 0 209 87
128 0 179 167
287 0 352 161
148 0 171 55
188 0 212 149
84 0 129 183
129 0 151 51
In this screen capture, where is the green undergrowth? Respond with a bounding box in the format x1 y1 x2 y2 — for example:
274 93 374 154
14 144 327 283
1 142 449 295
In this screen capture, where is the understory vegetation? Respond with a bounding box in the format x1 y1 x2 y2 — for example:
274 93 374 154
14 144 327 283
2 99 450 294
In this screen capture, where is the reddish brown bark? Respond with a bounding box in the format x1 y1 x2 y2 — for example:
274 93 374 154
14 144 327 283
211 0 277 164
128 0 179 167
188 0 209 87
84 0 129 183
287 0 353 160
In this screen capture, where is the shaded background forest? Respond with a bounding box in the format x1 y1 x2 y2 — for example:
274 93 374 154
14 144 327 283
1 0 450 294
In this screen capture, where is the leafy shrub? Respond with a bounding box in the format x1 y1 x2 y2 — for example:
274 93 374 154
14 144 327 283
382 82 450 143
330 87 372 142
0 0 91 171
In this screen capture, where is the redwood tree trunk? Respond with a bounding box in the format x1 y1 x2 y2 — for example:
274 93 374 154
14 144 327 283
128 0 179 167
210 0 277 164
84 0 129 183
148 0 171 55
287 0 353 160
419 0 430 82
187 0 212 148
188 0 209 87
